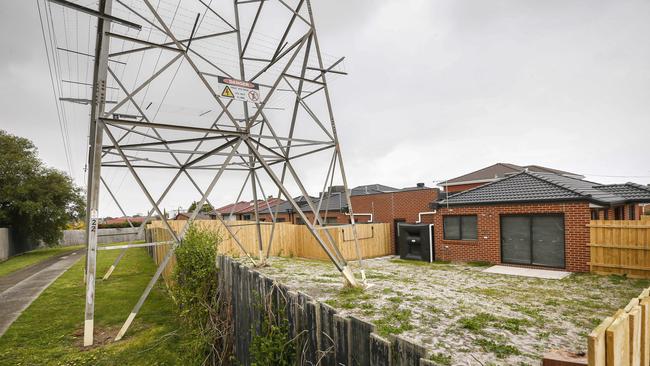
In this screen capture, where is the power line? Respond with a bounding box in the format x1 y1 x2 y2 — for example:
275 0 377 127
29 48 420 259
37 0 74 178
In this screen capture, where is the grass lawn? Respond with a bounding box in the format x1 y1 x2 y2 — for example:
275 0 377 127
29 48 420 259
251 256 650 366
0 245 84 278
0 247 191 365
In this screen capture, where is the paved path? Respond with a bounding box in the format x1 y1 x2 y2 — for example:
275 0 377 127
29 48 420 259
0 250 83 337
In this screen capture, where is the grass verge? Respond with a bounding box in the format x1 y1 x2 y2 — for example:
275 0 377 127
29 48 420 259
0 245 84 278
0 247 191 365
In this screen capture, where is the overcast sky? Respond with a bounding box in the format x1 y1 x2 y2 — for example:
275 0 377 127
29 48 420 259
1 0 649 216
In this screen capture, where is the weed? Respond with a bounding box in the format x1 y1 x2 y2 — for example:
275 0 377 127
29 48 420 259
428 352 453 365
460 313 529 334
466 261 492 267
387 296 404 304
544 299 560 306
389 259 451 266
459 313 497 332
608 274 627 284
326 286 374 309
374 306 414 337
474 338 520 358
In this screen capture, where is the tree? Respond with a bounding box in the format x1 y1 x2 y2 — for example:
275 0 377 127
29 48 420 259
0 130 85 246
188 201 214 214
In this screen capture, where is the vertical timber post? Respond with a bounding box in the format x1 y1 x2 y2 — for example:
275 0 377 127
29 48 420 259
84 0 112 347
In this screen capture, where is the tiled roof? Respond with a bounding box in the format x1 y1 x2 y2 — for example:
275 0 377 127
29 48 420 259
213 199 285 216
440 172 584 205
175 212 212 220
259 193 347 213
595 183 650 201
350 184 398 196
444 163 583 185
439 171 650 206
213 201 251 215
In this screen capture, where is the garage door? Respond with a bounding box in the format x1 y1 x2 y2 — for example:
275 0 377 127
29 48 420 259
500 215 565 268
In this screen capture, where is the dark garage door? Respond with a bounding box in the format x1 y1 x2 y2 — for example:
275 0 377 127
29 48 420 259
501 215 565 268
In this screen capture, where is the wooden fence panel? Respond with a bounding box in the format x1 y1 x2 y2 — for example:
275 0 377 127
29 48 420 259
589 220 650 278
146 220 393 282
589 288 650 366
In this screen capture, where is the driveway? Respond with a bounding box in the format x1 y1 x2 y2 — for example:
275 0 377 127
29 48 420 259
0 250 83 337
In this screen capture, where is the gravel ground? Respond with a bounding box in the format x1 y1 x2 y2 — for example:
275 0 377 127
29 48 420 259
242 256 650 366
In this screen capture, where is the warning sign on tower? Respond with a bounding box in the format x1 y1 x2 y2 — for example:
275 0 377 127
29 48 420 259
216 76 261 103
221 86 234 98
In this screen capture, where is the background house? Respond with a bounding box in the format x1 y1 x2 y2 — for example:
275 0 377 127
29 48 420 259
439 163 584 193
258 192 349 224
212 198 284 221
350 183 440 254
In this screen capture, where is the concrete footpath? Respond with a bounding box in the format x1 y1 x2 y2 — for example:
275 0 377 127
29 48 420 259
0 250 83 337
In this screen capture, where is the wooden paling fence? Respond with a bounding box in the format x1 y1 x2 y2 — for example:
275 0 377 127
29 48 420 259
147 220 392 282
589 220 650 278
589 287 650 366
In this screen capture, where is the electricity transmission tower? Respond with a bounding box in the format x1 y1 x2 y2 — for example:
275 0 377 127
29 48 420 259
45 0 363 346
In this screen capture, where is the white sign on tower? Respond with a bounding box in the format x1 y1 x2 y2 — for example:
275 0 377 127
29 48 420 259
217 76 261 104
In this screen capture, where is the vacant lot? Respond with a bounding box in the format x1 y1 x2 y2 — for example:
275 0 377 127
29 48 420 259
251 256 649 366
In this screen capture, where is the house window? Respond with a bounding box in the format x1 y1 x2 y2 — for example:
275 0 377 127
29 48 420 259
629 205 636 220
443 215 477 240
614 206 624 220
276 217 286 222
590 209 599 220
604 209 609 220
242 214 252 220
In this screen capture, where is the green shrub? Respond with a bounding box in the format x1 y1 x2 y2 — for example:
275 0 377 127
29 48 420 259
171 224 231 365
250 316 295 366
250 289 296 366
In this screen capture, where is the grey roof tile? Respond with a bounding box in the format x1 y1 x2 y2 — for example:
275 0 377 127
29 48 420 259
444 163 584 185
439 171 649 206
595 183 650 201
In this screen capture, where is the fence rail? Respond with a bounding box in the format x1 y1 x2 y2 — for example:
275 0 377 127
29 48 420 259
146 220 392 283
588 220 650 278
588 287 650 366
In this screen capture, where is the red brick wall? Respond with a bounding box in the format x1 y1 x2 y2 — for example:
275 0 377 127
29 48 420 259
350 188 439 253
444 182 489 193
596 204 644 220
431 202 591 272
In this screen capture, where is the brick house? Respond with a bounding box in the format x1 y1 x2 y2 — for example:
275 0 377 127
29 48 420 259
257 193 349 224
440 162 584 193
212 198 284 221
350 183 440 253
214 184 441 248
429 171 650 272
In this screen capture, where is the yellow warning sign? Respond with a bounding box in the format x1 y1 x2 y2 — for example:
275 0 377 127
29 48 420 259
221 86 234 98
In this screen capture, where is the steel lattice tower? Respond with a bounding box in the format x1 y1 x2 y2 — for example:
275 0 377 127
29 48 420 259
47 0 364 346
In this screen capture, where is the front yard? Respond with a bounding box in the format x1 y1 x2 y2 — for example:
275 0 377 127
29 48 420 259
252 256 649 366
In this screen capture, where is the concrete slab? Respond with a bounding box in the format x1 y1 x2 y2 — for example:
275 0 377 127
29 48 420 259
483 265 571 280
0 250 82 337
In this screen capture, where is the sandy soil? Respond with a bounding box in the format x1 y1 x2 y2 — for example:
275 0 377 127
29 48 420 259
242 256 649 366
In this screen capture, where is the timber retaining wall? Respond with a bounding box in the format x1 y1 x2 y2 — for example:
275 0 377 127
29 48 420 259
218 255 436 366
